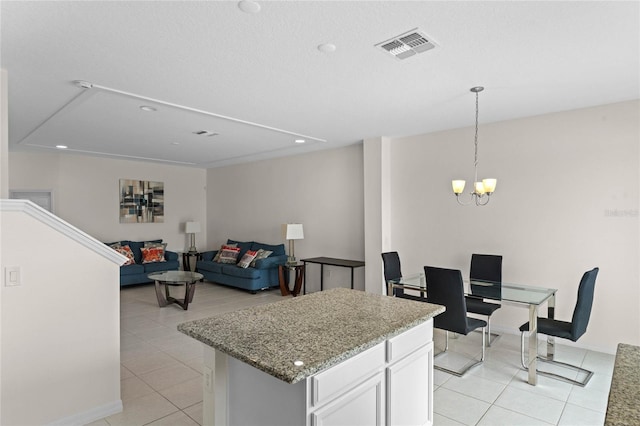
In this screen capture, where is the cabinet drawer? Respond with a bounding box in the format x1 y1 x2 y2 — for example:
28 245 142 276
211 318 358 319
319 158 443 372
386 319 433 364
311 343 385 408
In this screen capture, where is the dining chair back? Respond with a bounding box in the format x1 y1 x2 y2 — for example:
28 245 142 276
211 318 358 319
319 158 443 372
425 266 471 335
467 253 503 346
570 267 599 341
381 251 404 297
470 254 502 282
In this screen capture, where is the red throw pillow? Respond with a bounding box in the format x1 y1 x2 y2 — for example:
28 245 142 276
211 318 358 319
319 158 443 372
141 246 165 263
218 246 241 264
112 244 135 265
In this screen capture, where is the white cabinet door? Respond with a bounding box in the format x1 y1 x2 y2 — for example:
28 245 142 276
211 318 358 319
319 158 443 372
387 342 433 426
311 371 385 426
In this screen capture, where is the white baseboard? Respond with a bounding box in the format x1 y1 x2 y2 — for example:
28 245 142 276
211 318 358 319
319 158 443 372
46 400 123 426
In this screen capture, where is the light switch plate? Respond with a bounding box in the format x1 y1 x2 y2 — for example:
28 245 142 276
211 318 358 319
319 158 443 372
4 266 21 287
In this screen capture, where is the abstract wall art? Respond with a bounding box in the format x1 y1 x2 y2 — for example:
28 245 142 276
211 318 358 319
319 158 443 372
119 179 164 223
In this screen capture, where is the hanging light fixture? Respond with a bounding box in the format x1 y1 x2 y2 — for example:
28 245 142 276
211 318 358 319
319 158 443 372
452 86 497 206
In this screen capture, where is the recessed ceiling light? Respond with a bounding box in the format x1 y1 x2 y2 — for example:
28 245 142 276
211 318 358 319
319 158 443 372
317 43 336 53
139 105 157 112
171 142 180 145
238 0 260 13
295 139 306 144
193 130 219 137
55 145 68 149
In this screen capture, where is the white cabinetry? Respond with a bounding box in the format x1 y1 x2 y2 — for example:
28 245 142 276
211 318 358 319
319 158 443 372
203 318 434 426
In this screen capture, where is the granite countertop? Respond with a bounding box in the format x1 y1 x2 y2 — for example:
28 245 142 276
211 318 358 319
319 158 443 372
605 343 640 426
178 288 444 384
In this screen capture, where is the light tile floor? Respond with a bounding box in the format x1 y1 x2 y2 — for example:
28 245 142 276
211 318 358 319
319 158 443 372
90 282 613 425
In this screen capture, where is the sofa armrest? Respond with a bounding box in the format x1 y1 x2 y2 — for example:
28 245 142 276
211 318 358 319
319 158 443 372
254 254 287 269
201 250 217 262
165 250 178 261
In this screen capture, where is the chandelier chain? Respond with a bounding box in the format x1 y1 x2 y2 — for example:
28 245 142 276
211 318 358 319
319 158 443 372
474 90 479 184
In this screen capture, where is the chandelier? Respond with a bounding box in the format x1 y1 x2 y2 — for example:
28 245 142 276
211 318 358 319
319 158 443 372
452 86 497 206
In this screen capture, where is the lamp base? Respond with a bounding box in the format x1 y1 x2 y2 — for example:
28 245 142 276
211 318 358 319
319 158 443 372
286 256 297 266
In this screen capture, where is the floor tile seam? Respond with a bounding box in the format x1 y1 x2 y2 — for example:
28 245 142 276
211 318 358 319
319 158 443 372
138 395 183 426
487 404 557 426
492 393 564 424
437 386 495 408
161 350 204 375
137 370 203 393
503 378 571 404
182 405 203 425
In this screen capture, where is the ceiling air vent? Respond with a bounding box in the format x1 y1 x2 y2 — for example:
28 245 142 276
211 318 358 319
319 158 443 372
376 28 437 60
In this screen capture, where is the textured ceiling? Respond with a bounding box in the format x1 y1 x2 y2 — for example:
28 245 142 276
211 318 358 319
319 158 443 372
2 1 639 168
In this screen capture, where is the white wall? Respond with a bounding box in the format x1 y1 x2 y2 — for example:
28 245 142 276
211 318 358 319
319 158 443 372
9 152 207 253
384 100 640 353
206 145 365 292
1 208 122 425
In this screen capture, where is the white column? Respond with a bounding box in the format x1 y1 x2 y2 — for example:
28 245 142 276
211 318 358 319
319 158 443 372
363 137 392 294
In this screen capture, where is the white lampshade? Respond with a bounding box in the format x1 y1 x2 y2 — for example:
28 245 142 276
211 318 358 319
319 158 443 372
282 223 304 240
482 178 497 193
474 182 486 195
452 180 466 194
185 221 201 234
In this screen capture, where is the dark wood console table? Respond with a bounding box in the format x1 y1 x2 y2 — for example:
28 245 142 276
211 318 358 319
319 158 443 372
301 257 365 294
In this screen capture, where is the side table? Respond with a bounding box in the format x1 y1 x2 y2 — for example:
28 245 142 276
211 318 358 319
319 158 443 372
278 263 305 297
183 251 202 272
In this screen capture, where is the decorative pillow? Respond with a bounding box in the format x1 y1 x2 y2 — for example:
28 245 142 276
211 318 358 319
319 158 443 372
237 250 258 269
144 241 167 250
213 243 238 262
250 249 273 267
112 244 135 265
217 246 241 264
141 246 166 263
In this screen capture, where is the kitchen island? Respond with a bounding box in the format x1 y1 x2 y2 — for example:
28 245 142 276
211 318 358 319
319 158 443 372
178 288 444 426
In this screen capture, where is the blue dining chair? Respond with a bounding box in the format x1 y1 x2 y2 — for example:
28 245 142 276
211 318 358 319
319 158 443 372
519 267 599 386
466 254 502 346
425 266 486 376
381 252 425 301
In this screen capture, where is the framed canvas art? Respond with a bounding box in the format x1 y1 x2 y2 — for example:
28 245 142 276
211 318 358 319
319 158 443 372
119 179 164 223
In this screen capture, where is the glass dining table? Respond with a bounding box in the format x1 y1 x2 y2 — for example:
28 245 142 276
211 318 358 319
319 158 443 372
388 273 557 386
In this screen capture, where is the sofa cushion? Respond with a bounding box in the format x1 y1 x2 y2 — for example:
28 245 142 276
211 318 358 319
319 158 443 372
112 244 136 265
197 261 224 274
251 242 285 256
141 246 166 263
218 246 241 264
144 260 180 274
227 239 253 259
250 248 272 267
237 250 258 268
128 239 162 264
120 263 145 276
221 265 262 279
213 244 237 262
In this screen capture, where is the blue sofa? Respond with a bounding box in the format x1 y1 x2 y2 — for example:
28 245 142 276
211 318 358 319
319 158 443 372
196 239 287 293
106 239 180 286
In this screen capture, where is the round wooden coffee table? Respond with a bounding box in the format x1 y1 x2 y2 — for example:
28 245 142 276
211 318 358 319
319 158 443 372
148 270 203 310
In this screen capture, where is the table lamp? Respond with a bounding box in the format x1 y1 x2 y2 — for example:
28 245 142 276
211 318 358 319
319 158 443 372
185 221 201 253
282 223 304 265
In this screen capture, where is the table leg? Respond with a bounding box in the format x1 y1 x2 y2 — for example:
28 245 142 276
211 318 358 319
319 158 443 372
302 262 307 295
546 293 556 360
292 266 304 297
528 304 539 385
320 264 324 291
186 281 196 304
278 265 291 296
350 267 354 290
155 280 168 307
